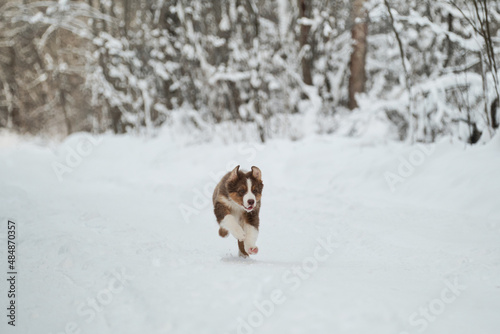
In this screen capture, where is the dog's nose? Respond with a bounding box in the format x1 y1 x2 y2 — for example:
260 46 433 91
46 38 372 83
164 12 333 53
248 199 255 206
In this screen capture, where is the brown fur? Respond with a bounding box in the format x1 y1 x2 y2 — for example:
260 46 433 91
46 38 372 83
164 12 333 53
219 228 228 237
238 240 248 256
212 165 264 257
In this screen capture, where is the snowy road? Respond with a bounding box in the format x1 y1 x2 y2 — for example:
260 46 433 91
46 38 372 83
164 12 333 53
1 133 499 334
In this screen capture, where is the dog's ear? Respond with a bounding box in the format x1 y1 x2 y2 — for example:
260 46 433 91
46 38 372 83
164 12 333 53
251 166 262 180
228 165 240 181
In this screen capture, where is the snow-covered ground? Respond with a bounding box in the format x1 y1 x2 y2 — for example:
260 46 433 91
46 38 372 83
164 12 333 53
1 131 499 334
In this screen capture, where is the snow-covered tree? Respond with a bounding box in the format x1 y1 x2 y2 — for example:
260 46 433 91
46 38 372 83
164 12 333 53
1 0 499 144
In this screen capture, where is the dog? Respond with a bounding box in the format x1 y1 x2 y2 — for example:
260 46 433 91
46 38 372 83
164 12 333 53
212 165 263 257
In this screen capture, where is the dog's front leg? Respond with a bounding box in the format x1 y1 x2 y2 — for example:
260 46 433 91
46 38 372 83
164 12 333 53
220 215 246 241
243 224 259 255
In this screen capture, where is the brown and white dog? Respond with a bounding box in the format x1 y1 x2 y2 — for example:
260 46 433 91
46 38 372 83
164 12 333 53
212 165 263 257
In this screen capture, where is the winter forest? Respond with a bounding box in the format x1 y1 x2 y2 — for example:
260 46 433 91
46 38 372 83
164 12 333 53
1 1 500 334
1 0 500 143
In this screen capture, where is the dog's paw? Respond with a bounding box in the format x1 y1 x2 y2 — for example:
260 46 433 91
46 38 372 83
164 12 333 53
218 227 229 238
247 247 258 255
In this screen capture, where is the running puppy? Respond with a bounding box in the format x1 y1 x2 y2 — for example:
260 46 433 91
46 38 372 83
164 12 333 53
212 165 263 257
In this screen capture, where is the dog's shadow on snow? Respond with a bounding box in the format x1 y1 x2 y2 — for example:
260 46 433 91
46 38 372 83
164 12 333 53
220 256 256 264
220 255 301 267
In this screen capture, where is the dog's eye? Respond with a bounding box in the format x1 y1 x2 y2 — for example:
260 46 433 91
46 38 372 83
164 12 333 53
238 189 246 196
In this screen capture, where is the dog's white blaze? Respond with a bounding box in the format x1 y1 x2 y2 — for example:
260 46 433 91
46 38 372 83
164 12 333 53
220 214 246 241
243 224 259 253
243 178 256 209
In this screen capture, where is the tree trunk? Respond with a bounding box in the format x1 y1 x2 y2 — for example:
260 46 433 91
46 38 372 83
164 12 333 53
55 30 72 135
348 0 368 110
443 13 453 68
298 0 313 86
123 0 131 35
